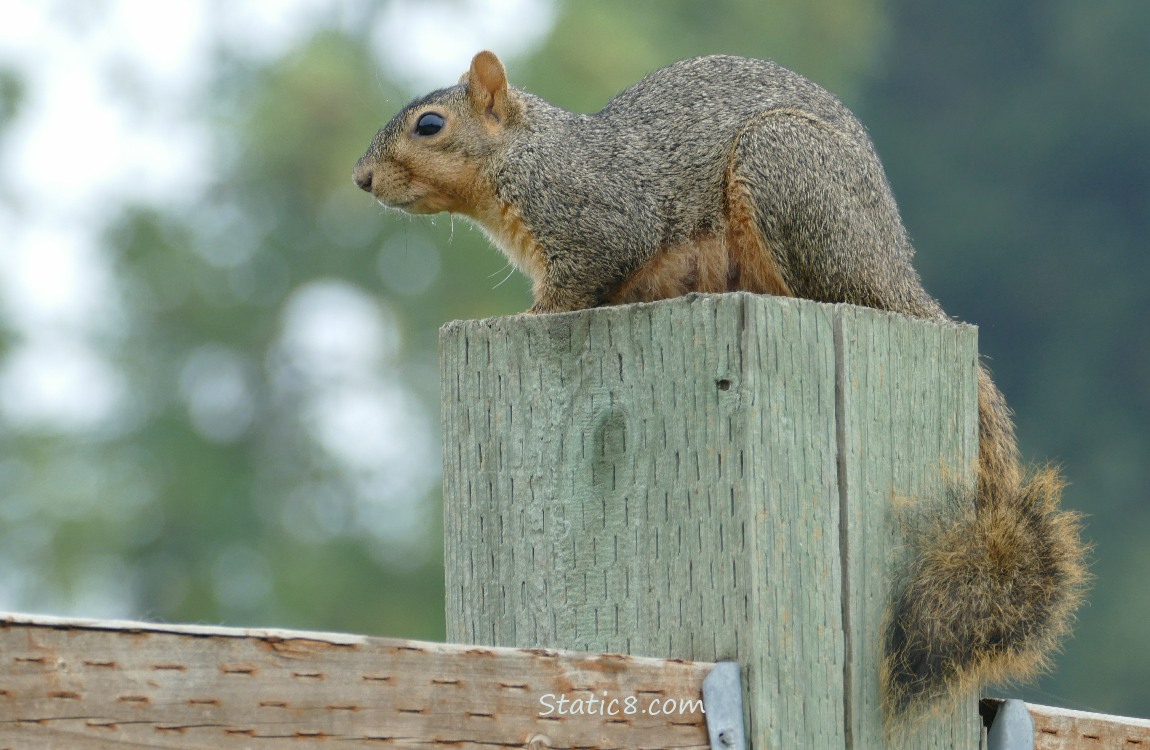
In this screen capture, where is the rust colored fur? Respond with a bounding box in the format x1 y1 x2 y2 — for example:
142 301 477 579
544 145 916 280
606 207 794 305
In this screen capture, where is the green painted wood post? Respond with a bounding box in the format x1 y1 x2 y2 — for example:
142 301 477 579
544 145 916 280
439 293 982 748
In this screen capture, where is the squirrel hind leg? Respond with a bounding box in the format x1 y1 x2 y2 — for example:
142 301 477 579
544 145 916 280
882 467 1089 718
723 176 795 297
726 109 943 315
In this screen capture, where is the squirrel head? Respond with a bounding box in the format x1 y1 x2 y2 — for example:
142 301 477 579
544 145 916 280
353 51 523 217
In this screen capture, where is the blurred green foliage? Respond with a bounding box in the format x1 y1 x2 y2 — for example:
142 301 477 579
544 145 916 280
0 0 1147 719
863 0 1150 715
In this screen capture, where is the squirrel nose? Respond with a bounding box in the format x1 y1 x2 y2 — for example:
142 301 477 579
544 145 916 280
353 161 374 193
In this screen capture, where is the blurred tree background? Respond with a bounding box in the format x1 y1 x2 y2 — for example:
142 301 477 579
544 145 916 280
0 0 1146 718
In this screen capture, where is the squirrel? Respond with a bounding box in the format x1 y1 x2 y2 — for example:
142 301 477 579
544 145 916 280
353 50 1088 718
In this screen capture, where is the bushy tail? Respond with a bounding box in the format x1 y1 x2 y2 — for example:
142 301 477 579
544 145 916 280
882 365 1089 717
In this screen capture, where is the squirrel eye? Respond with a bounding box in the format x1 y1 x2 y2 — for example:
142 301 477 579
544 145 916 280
414 112 445 137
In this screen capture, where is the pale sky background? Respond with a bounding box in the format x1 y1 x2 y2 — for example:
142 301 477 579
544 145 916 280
0 0 555 617
0 0 553 431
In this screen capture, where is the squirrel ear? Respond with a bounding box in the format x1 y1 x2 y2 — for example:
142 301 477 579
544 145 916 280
467 50 512 122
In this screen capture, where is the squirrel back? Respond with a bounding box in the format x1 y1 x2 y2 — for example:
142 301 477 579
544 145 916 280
354 51 1088 719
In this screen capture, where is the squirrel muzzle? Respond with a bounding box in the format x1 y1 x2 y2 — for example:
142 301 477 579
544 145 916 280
352 157 375 193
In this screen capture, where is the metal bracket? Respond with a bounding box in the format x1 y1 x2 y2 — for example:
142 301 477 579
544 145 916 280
703 661 747 750
987 699 1035 750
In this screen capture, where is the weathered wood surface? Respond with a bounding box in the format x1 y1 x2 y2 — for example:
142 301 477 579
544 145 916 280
834 303 981 743
0 612 712 749
440 293 982 748
1028 702 1150 749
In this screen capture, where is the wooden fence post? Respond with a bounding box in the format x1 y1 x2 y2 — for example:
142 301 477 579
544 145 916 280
440 293 982 748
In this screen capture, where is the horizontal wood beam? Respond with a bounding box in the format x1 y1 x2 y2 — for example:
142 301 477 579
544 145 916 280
0 612 712 749
989 699 1150 749
4 617 1149 750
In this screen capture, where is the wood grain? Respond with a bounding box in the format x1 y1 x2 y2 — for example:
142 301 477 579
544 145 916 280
0 613 711 749
440 293 982 748
1029 702 1150 749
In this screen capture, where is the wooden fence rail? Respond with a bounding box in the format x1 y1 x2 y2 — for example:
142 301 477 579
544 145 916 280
0 613 713 749
3 614 1149 749
983 699 1150 750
